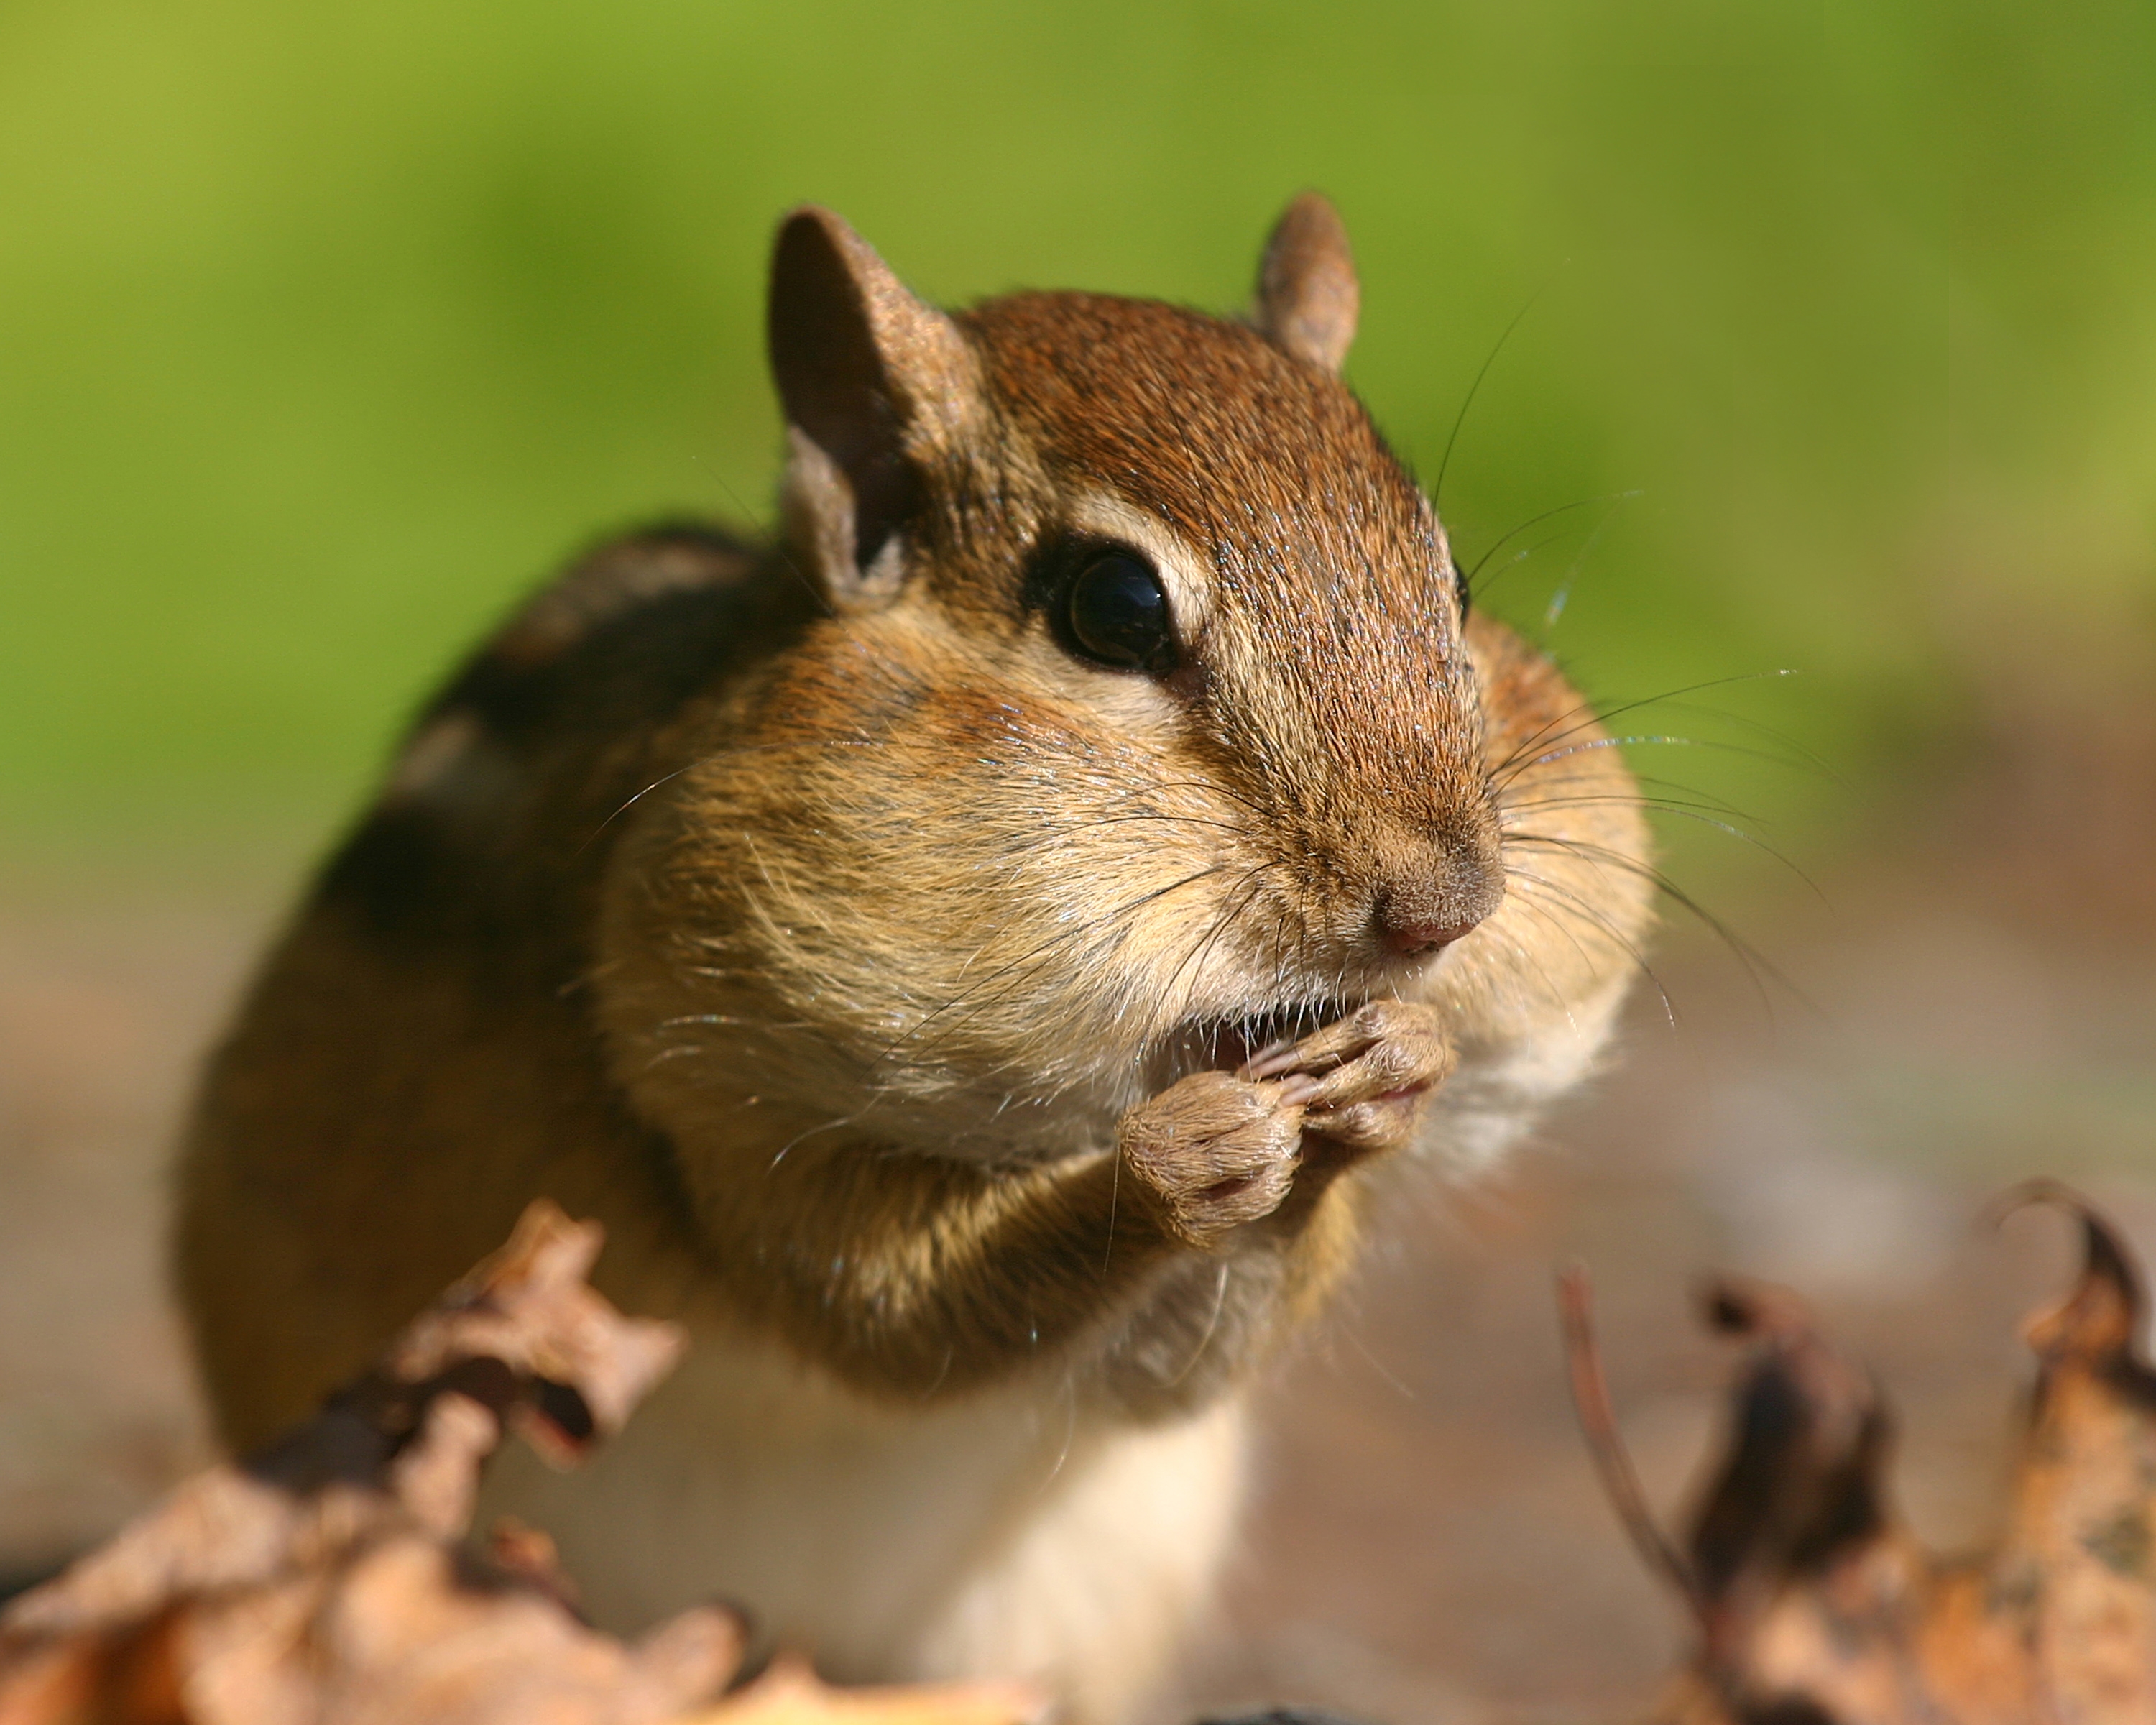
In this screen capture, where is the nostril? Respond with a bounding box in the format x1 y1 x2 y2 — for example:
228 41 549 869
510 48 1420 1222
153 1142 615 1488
1372 865 1503 958
1381 917 1478 957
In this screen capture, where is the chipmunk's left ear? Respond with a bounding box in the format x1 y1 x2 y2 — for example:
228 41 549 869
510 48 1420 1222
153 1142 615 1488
1253 192 1359 374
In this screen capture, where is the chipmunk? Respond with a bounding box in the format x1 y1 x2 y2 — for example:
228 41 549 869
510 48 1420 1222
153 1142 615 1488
177 195 1652 1721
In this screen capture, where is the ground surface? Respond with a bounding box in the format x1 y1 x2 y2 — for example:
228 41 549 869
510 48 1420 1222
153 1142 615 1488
4 791 2152 1723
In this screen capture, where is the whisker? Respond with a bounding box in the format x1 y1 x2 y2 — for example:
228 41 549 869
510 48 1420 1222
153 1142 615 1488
696 461 839 622
1466 525 1596 610
1498 732 1824 792
1613 771 1777 824
1500 880 1671 1029
1166 1262 1234 1387
1141 778 1277 823
1135 862 1288 1059
1498 796 1826 904
1608 692 1842 787
579 736 895 853
1541 495 1633 630
1434 288 1547 517
1503 859 1664 972
765 1105 872 1172
1486 670 1803 786
1465 492 1639 589
1501 862 1670 996
880 865 1233 1073
1505 833 1814 1023
1480 886 1603 1024
580 764 695 855
1501 790 1761 824
995 809 1257 857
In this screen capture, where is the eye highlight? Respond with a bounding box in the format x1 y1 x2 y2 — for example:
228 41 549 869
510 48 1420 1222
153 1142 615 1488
1063 551 1177 673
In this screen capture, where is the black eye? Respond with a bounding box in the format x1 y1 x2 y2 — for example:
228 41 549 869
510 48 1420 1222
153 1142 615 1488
1064 552 1176 672
1452 555 1471 620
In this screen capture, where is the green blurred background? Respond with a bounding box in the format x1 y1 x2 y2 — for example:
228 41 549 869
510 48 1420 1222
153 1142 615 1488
10 0 2150 881
7 9 2156 1710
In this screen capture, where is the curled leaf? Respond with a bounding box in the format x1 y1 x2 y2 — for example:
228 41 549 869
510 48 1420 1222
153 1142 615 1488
0 1202 726 1725
1576 1183 2156 1724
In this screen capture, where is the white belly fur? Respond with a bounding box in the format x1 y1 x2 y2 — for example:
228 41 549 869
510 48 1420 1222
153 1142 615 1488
479 1320 1250 1723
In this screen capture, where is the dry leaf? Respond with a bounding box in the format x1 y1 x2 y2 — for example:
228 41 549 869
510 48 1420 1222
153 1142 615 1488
0 1202 1044 1725
0 1203 735 1725
1569 1184 2156 1724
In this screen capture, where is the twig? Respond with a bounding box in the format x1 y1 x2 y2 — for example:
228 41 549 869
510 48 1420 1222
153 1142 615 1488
1556 1263 1695 1604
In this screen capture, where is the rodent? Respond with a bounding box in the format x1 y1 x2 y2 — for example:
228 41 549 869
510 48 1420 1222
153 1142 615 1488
175 194 1653 1722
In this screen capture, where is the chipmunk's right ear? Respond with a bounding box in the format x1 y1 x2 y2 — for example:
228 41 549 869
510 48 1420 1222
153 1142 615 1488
768 207 979 612
1253 192 1358 374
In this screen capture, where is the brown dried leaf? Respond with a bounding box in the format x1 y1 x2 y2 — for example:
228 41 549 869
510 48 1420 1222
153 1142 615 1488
0 1201 733 1725
374 1202 684 1467
1577 1184 2156 1725
0 1203 1040 1725
1980 1186 2156 1720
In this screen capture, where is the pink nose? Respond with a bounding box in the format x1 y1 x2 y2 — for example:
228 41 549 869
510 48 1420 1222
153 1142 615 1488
1381 917 1479 957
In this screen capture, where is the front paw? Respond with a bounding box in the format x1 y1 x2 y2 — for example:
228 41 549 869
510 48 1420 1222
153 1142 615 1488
1243 999 1455 1164
1117 1071 1307 1248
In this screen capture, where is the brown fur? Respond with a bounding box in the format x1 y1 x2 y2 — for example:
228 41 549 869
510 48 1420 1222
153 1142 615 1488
177 200 1652 1717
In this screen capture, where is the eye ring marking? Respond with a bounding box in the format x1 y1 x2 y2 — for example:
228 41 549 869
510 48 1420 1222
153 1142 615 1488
1063 550 1178 673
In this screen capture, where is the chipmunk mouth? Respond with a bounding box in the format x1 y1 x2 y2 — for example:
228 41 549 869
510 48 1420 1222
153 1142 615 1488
1154 999 1355 1082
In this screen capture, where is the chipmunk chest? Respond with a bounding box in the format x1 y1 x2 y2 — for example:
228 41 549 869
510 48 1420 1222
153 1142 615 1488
474 1317 1247 1668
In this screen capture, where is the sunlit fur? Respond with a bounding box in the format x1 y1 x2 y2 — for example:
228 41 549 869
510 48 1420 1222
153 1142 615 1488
179 211 1651 1722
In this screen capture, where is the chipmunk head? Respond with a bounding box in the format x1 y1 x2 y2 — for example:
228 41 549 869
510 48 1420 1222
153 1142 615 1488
606 197 1523 1159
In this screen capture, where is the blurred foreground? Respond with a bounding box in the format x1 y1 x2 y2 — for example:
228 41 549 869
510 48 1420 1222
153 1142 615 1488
4 709 2155 1722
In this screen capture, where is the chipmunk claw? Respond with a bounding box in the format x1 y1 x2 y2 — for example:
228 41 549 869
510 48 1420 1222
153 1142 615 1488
1250 1000 1455 1162
1118 1072 1306 1248
1119 1002 1456 1247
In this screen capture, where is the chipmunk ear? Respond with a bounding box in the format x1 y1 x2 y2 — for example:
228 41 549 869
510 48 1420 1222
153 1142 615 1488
1253 191 1359 374
768 206 978 610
